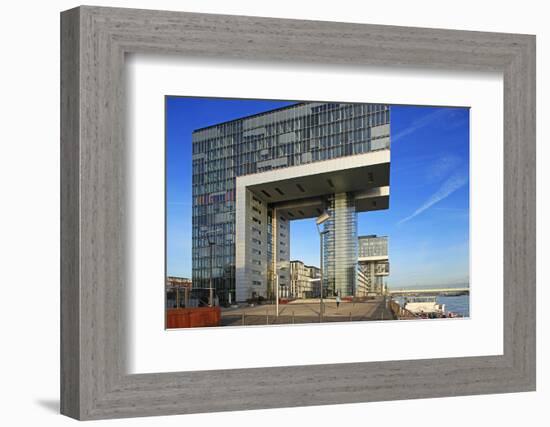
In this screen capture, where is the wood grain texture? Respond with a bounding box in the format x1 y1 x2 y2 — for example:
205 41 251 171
60 7 80 419
60 6 536 420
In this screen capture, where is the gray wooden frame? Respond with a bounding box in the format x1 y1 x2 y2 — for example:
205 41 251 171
61 5 536 420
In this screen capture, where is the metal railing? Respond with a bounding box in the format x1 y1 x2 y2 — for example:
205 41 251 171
389 299 417 319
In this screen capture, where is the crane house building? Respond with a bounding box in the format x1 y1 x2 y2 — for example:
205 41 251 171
191 102 391 304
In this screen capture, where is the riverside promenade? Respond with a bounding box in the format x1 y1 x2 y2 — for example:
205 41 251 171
220 296 395 326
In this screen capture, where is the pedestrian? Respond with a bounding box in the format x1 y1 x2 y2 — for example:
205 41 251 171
336 294 341 309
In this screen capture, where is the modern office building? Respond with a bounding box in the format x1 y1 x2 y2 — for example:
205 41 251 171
358 235 390 295
191 102 390 304
290 260 320 299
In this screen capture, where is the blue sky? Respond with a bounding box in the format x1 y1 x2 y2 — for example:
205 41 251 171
166 98 470 288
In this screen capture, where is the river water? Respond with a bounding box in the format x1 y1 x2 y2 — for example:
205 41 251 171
437 295 470 317
395 295 470 317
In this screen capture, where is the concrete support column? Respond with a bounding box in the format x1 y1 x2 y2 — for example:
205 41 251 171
235 186 249 302
271 208 290 301
271 208 277 301
324 193 358 297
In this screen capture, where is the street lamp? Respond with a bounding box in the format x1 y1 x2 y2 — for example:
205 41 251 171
316 211 331 320
275 273 279 317
201 227 216 307
316 211 330 226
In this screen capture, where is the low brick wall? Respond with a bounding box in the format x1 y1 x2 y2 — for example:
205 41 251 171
166 307 221 329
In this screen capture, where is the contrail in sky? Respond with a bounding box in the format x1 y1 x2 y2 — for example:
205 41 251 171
398 171 468 225
392 109 449 143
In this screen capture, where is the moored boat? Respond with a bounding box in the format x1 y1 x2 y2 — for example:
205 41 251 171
404 296 445 317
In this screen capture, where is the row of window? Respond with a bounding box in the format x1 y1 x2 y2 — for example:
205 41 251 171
358 237 389 257
194 114 388 162
192 102 389 147
191 138 388 195
192 130 388 182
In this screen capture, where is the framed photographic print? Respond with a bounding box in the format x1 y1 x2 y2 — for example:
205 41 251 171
61 6 536 420
165 98 470 330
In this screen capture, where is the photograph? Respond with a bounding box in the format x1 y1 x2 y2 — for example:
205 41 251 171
165 98 470 328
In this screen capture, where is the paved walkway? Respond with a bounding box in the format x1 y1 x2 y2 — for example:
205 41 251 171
220 297 395 326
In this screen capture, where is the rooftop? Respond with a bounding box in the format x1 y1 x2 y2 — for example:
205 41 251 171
192 101 304 133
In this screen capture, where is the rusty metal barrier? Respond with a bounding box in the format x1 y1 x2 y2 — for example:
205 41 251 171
166 306 221 328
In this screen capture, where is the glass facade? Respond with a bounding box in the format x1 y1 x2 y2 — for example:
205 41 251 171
192 101 390 302
323 193 358 297
358 235 388 258
357 235 390 295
